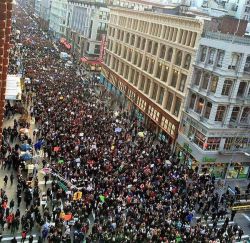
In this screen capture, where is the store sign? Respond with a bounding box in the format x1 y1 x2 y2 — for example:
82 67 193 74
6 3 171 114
202 157 217 162
183 143 192 153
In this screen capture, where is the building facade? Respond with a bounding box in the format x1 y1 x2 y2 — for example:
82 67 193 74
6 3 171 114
49 0 68 39
0 0 13 143
177 31 250 179
192 0 250 21
101 8 203 143
66 0 109 61
34 0 51 30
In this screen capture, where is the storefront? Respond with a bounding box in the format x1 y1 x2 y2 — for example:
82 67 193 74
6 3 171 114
226 162 250 179
176 143 199 170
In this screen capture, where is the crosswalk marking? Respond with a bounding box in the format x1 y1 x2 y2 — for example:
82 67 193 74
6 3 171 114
242 213 250 222
2 234 36 241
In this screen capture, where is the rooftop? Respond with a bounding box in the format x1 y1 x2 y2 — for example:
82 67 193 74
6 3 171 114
202 31 250 46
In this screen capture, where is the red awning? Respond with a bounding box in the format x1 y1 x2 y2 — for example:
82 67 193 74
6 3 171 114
80 57 88 62
60 38 66 44
80 57 101 65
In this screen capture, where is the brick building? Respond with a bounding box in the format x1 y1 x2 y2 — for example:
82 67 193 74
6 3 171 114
0 0 13 144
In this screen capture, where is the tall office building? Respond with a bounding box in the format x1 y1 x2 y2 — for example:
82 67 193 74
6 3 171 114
0 0 12 143
100 7 203 144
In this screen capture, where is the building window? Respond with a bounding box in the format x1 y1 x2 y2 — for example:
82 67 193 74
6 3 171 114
144 57 149 71
215 106 226 121
130 69 135 84
127 49 132 62
171 70 178 88
230 107 240 122
237 82 247 97
149 59 154 74
204 102 212 119
202 73 210 90
130 34 135 46
160 45 166 59
189 126 206 149
166 48 173 62
221 80 233 96
178 74 186 92
157 87 164 105
138 54 142 67
200 46 207 62
208 48 216 64
134 72 139 87
175 50 182 66
162 66 169 82
156 63 162 79
133 52 138 65
145 79 151 95
210 76 218 93
151 82 158 100
166 92 173 111
125 33 130 43
194 70 201 86
183 54 191 69
136 36 141 48
173 97 181 117
195 97 204 114
216 50 224 67
224 137 250 151
240 107 250 123
153 42 158 55
139 76 145 91
189 93 196 109
147 40 152 53
205 137 221 151
229 53 240 70
141 39 146 50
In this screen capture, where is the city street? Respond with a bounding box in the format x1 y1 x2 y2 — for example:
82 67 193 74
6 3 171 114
0 0 249 242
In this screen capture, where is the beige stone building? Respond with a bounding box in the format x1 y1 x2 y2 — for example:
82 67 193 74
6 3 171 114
101 8 204 142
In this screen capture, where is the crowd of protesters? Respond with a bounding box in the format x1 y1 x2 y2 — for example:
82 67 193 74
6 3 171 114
0 2 248 243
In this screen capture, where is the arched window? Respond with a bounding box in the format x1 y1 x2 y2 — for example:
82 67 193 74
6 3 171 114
175 50 182 66
184 54 191 69
204 102 212 119
202 73 210 90
189 94 196 109
166 47 173 62
160 45 166 59
195 97 204 114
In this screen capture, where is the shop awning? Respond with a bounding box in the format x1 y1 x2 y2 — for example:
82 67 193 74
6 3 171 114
60 38 71 49
6 75 22 100
80 57 101 65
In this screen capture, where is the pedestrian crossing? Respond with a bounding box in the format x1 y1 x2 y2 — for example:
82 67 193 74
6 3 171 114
1 234 37 242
